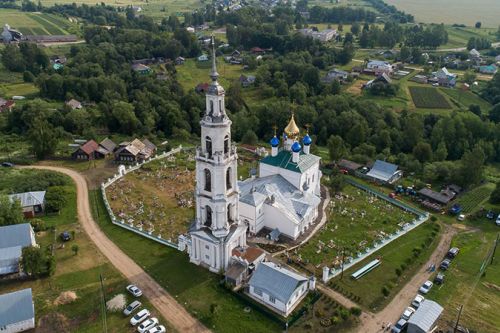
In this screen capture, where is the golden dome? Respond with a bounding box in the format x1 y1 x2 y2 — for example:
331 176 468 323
284 113 300 138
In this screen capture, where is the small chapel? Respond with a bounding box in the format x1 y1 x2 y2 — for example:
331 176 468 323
188 38 322 274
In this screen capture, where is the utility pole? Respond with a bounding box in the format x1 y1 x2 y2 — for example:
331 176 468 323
340 248 345 280
454 304 463 333
491 233 499 265
99 274 108 333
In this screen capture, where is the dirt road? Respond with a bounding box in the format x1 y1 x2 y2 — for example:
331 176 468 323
25 166 210 333
355 224 457 332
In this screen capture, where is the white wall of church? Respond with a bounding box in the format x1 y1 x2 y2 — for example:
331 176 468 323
263 205 300 239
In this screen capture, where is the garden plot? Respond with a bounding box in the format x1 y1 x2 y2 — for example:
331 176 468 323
409 86 452 109
294 185 416 274
106 151 195 241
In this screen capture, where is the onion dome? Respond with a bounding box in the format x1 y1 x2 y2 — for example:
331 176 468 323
303 134 312 146
291 141 302 153
284 114 300 139
270 136 280 147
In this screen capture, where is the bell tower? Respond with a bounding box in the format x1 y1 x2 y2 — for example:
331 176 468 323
189 36 246 273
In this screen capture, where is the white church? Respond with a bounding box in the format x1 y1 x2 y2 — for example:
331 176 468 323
188 38 322 274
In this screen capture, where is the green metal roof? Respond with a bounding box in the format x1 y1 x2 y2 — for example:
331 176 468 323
260 150 320 174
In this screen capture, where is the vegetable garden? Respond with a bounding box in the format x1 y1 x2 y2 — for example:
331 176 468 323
409 86 452 109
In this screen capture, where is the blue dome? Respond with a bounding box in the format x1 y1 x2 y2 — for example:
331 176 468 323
303 134 312 146
270 136 280 147
291 141 302 153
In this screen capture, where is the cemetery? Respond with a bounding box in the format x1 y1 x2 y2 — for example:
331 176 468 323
105 150 195 242
291 184 418 276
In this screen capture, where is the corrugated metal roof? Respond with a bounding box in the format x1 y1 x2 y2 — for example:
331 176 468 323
408 300 443 332
366 160 398 182
0 246 22 261
0 223 35 249
8 191 46 208
249 262 307 303
0 288 34 326
260 150 320 174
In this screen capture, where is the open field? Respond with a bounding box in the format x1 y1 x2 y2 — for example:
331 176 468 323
0 168 169 333
0 9 75 35
428 221 500 333
442 25 498 49
91 188 284 333
328 222 441 312
106 151 195 241
293 185 416 274
439 87 493 113
409 86 452 109
385 0 500 27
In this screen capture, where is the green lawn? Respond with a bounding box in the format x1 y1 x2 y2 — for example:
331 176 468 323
439 87 493 113
328 222 441 312
90 189 283 333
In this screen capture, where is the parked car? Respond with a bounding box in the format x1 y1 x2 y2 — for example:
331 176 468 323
146 325 166 333
123 300 141 316
496 218 500 227
127 284 143 297
440 259 451 270
457 214 465 221
138 317 158 333
486 211 495 219
496 215 500 226
447 247 460 259
434 272 445 285
401 307 416 320
391 319 408 333
130 309 150 326
60 231 71 242
419 280 433 294
1 162 14 167
411 294 425 309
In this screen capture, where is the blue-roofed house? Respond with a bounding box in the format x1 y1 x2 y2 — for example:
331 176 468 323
247 262 314 316
0 223 37 276
8 191 46 218
479 64 497 75
434 67 457 87
0 288 35 332
365 160 402 184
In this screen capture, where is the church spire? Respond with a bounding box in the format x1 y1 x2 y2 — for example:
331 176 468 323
210 35 219 82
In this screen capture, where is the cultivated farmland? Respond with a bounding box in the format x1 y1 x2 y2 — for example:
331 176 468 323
0 9 75 36
409 86 452 109
456 183 494 213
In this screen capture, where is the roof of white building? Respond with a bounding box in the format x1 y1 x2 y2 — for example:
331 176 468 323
249 262 308 303
366 160 399 182
0 288 34 327
0 246 22 262
408 300 443 332
239 174 320 223
0 223 34 249
8 191 46 208
368 60 392 68
260 150 320 174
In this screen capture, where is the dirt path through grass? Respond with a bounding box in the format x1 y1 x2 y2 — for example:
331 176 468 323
22 165 210 333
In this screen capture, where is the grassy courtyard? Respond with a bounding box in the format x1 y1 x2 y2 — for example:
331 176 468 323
294 185 416 274
106 150 195 241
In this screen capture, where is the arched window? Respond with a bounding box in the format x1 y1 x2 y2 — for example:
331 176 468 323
219 100 223 114
226 167 232 190
205 136 212 158
209 100 214 115
224 135 229 155
204 169 211 192
205 206 212 227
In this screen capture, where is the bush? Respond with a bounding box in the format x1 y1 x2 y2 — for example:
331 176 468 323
430 215 437 222
45 186 69 213
382 286 390 297
350 307 362 316
400 263 407 271
339 307 351 320
30 219 46 232
395 268 402 276
23 71 35 82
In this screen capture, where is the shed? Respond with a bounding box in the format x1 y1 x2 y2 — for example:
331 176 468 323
337 159 362 174
0 288 35 333
268 228 281 242
365 160 402 184
66 99 82 110
418 188 453 205
72 140 99 160
407 300 443 333
8 192 46 217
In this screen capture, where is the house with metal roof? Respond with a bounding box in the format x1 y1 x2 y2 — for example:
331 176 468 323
8 191 46 218
0 224 37 276
114 138 157 163
365 160 402 184
407 300 443 333
0 288 35 332
247 262 314 316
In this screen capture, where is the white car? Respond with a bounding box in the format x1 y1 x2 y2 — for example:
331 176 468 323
419 280 433 294
401 307 416 320
496 215 500 226
147 325 166 333
127 284 143 297
130 309 150 326
457 214 465 221
138 317 159 333
411 294 425 309
123 300 141 316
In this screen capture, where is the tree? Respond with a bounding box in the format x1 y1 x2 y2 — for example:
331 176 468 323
469 104 481 116
241 130 258 145
45 186 68 213
328 169 345 193
21 247 45 278
434 141 448 161
0 195 24 226
488 104 500 123
1 45 25 72
475 21 482 29
413 142 433 163
351 23 360 36
458 147 486 187
490 182 500 204
327 135 347 162
71 244 79 255
28 117 59 159
463 71 477 85
400 46 411 63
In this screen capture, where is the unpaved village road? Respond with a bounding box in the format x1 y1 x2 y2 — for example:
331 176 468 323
24 166 210 333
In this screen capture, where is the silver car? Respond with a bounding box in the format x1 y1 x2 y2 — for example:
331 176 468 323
123 300 141 316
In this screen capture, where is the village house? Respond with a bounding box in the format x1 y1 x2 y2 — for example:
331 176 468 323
337 159 362 175
247 262 315 316
365 73 392 89
1 24 22 43
366 60 393 76
225 246 266 288
0 224 37 276
195 82 210 94
322 69 349 83
96 138 117 158
197 54 209 62
496 55 500 64
298 28 338 42
0 288 35 333
114 138 156 163
131 63 152 75
479 64 497 75
469 48 482 64
175 56 185 65
364 160 402 185
8 192 46 218
66 99 82 110
71 138 116 160
433 67 457 87
239 74 256 87
250 47 265 54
